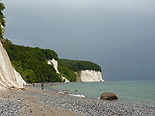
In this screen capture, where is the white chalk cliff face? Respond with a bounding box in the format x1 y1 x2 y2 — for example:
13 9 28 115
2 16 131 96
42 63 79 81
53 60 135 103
0 42 26 90
76 70 104 82
47 59 104 82
47 59 70 83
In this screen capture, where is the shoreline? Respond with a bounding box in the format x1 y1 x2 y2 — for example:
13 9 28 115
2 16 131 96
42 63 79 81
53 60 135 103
1 83 155 116
45 81 155 106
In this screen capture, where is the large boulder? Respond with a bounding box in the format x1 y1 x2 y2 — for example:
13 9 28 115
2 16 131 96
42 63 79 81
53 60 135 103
100 92 118 100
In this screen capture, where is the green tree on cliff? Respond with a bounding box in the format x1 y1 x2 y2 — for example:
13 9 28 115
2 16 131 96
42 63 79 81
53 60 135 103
0 1 6 39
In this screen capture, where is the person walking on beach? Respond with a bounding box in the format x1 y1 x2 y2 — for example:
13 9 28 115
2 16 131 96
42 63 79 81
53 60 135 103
41 83 44 90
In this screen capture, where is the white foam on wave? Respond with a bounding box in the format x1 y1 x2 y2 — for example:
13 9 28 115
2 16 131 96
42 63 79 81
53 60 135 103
58 91 64 94
58 91 85 98
69 93 85 98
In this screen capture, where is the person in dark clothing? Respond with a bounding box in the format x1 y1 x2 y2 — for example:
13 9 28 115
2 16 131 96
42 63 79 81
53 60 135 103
41 83 44 90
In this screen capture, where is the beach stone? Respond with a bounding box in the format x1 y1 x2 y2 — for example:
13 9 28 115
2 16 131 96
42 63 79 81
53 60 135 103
75 90 79 92
100 92 118 100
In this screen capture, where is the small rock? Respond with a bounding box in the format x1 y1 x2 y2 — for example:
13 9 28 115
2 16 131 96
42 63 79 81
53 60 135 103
75 90 79 92
30 109 32 113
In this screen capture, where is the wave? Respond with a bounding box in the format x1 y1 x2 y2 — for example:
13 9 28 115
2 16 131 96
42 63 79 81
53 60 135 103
69 93 85 98
58 91 85 98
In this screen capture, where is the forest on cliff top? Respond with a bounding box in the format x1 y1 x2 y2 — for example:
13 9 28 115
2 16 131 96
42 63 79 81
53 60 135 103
59 59 101 72
3 39 101 83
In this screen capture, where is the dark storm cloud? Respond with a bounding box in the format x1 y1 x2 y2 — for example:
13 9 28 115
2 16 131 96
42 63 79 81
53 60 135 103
2 0 155 80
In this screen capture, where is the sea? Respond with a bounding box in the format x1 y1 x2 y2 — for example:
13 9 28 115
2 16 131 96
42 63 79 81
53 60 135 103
46 80 155 106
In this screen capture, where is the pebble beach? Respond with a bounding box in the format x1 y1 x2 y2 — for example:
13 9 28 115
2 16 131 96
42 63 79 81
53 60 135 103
0 83 155 116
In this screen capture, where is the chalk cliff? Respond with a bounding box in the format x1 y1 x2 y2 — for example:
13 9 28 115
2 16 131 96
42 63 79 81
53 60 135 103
47 59 70 83
48 59 104 82
75 70 104 82
0 42 26 90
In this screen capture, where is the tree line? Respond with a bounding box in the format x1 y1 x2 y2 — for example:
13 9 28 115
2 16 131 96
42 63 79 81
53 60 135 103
3 39 78 83
59 59 101 72
3 39 62 83
3 39 102 83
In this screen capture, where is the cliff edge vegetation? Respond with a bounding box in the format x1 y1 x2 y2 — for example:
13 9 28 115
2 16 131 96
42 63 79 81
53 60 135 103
3 40 102 83
3 40 78 83
3 39 61 83
0 0 6 40
59 59 101 72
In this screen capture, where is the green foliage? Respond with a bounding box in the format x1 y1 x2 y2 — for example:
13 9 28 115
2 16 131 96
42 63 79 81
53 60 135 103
0 1 5 27
3 39 101 83
3 40 62 83
23 69 37 83
58 65 77 82
41 49 58 61
0 1 6 39
59 59 101 72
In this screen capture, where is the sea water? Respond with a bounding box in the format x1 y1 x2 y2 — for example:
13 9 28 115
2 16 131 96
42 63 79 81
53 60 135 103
46 80 155 106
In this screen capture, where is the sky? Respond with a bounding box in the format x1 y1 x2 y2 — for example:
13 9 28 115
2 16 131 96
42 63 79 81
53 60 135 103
1 0 155 81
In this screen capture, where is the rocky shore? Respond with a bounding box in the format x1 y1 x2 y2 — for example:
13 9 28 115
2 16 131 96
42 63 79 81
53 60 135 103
0 83 155 116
